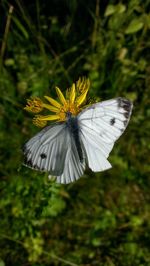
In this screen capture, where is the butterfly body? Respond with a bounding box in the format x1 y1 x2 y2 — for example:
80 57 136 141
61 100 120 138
23 98 133 184
66 112 83 163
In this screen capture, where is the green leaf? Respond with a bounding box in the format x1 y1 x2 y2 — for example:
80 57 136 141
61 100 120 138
125 18 144 34
105 4 126 16
116 3 126 14
104 5 116 16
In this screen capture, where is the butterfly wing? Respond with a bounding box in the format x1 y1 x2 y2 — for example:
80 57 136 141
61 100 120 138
78 98 133 172
23 123 69 175
49 134 86 184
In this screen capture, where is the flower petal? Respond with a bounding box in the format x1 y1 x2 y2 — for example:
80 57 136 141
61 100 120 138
37 114 60 121
76 77 90 94
76 89 88 107
69 83 76 104
55 87 67 105
43 103 59 113
44 96 61 109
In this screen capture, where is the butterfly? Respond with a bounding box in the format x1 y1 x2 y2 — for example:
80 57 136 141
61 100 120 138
23 97 133 184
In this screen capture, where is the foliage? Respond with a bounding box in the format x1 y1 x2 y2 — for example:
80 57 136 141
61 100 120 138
0 0 150 265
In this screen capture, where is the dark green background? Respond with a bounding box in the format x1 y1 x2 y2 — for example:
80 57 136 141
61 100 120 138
0 0 150 265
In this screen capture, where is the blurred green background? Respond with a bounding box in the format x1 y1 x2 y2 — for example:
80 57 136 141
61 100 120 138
0 0 150 265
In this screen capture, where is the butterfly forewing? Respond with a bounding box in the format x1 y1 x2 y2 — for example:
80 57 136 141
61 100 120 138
80 128 112 172
23 123 69 175
78 98 132 172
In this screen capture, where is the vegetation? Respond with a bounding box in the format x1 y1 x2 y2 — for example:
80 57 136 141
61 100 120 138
0 0 150 265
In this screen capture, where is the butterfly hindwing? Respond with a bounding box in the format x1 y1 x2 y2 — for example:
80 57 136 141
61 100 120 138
49 134 86 184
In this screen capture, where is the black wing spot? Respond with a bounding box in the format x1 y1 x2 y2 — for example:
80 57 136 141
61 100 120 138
25 159 33 167
123 120 128 126
110 118 115 125
40 153 47 159
124 112 129 119
22 144 30 155
123 104 131 112
117 98 132 111
33 164 40 170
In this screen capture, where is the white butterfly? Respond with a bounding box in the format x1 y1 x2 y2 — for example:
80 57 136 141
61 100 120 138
23 97 133 184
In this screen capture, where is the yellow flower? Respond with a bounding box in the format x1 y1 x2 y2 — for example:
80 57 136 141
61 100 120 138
24 97 44 113
33 116 48 128
24 77 90 127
